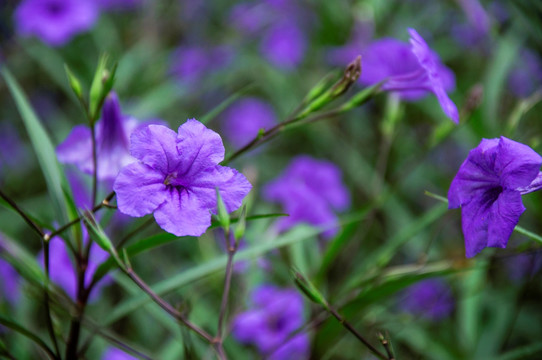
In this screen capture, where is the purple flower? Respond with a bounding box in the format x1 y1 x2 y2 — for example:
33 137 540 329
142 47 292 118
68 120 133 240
15 0 99 47
170 45 233 84
508 49 542 98
264 156 349 238
400 279 454 321
233 285 309 359
260 21 307 69
57 92 164 180
221 98 276 148
361 29 458 123
448 137 542 257
505 251 542 281
114 119 252 237
0 257 20 304
229 3 271 34
38 234 111 301
96 0 142 11
101 347 137 360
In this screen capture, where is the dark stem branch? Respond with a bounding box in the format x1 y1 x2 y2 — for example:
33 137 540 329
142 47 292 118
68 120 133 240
90 125 98 207
123 267 214 343
327 307 388 360
0 189 44 237
0 317 57 359
43 241 61 359
47 192 115 240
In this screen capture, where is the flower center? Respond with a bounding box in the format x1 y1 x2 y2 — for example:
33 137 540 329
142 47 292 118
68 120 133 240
45 2 65 15
164 172 178 186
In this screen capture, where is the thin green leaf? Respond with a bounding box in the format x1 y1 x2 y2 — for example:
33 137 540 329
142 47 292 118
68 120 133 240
0 316 56 359
1 67 71 224
199 84 254 125
496 342 542 360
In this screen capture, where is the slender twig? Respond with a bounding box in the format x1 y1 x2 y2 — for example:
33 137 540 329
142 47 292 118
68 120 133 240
378 331 395 360
123 266 214 343
47 192 115 240
115 217 155 249
90 125 98 207
222 108 342 165
0 189 44 237
215 231 238 359
43 241 61 359
327 307 388 360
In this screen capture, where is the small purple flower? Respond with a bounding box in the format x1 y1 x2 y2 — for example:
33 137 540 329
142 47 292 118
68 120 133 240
508 49 542 98
101 347 137 360
448 137 542 257
0 257 20 304
260 21 307 69
361 29 458 123
170 45 233 84
264 156 349 238
57 92 164 180
221 98 276 148
505 251 542 281
15 0 99 47
400 279 454 321
457 0 490 36
96 0 142 11
233 285 309 359
114 119 252 237
38 234 111 301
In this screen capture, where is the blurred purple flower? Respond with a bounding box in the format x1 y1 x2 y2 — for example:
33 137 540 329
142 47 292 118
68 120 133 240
264 156 349 238
170 45 232 84
233 285 309 359
96 0 142 11
38 234 111 301
0 123 26 172
508 49 542 98
457 0 490 36
400 279 454 321
101 347 137 360
14 0 99 47
260 21 306 69
114 120 252 236
448 137 542 257
229 3 270 34
221 98 276 148
0 257 20 304
505 251 542 281
57 92 164 180
327 21 373 67
361 29 458 123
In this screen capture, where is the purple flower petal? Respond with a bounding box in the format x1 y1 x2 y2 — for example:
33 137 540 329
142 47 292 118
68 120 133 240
56 125 92 164
130 124 179 174
153 188 212 237
495 136 542 189
114 162 167 217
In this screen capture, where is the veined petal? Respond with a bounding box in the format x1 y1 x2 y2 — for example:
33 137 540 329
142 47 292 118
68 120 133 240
487 189 525 248
460 195 492 258
176 119 225 177
187 166 252 213
153 188 212 236
130 124 179 174
448 138 500 208
495 136 542 189
114 162 167 217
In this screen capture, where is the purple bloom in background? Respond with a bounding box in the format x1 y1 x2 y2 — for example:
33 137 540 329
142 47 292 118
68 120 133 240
96 0 142 11
264 156 349 238
261 21 306 69
361 29 458 123
38 234 111 301
457 0 490 36
0 257 20 304
327 21 373 67
101 347 137 360
0 122 26 173
114 119 252 237
15 0 99 46
233 285 309 359
57 92 164 180
229 2 271 34
448 137 542 257
505 251 542 281
508 49 542 98
221 98 276 148
400 279 454 321
170 45 232 84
